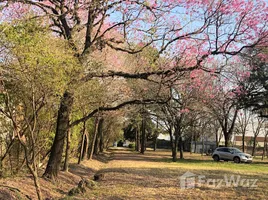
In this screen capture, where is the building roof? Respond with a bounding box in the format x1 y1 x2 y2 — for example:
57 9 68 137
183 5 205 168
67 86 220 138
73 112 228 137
235 136 266 142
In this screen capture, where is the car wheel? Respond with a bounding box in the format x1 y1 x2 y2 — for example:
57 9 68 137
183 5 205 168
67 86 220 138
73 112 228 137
213 155 220 162
233 157 240 163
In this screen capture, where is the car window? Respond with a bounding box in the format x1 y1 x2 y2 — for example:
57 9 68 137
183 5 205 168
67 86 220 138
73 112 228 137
217 148 229 152
228 149 234 153
233 148 242 153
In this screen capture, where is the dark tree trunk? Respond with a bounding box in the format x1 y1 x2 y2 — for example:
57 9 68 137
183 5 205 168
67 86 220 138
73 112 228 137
216 131 219 148
93 133 99 155
179 136 183 159
16 142 21 171
94 118 103 155
78 122 87 164
136 125 140 151
224 135 229 147
215 129 220 147
82 131 89 160
98 118 104 153
135 128 138 151
224 130 231 147
202 134 205 155
242 133 245 152
43 91 73 179
153 137 157 151
99 120 104 153
194 139 197 153
140 115 146 154
262 134 267 160
173 117 182 161
223 108 238 147
63 128 71 171
89 117 99 160
252 136 257 156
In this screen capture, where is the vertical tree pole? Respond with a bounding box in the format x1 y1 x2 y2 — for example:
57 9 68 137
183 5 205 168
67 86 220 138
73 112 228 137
153 117 158 151
78 122 86 164
140 107 146 154
136 124 140 151
63 128 71 171
89 116 100 160
262 132 267 160
94 118 104 155
135 127 138 151
99 119 104 153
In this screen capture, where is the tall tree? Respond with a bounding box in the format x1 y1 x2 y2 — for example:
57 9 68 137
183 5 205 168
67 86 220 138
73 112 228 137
235 109 251 152
239 48 268 117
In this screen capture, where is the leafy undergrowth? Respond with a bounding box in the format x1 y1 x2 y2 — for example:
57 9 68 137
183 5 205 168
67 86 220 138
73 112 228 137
1 150 268 199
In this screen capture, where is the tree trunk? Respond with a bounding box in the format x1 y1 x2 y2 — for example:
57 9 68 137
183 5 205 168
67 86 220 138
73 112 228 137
89 117 99 160
43 91 73 179
222 108 238 148
93 132 99 155
16 142 21 171
168 126 175 159
20 137 43 200
194 139 197 153
140 114 146 154
78 123 86 164
172 131 179 162
224 131 231 147
135 128 138 151
94 118 103 155
262 134 267 160
136 125 140 151
153 137 157 151
179 136 183 159
252 136 257 156
242 133 245 153
63 128 71 171
32 170 43 200
202 134 204 155
154 118 158 151
215 130 219 148
82 131 89 160
99 121 104 153
190 132 193 154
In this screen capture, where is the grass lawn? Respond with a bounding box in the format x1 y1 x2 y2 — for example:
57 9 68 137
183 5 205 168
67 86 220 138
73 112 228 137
78 149 268 200
1 149 268 199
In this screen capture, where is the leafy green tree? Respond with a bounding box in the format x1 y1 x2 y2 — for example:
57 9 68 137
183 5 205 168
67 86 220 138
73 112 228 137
0 18 79 199
239 48 268 117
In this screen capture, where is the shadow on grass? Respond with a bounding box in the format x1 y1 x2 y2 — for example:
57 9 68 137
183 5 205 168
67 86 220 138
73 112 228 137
93 153 114 164
96 166 268 190
68 163 96 178
159 157 215 164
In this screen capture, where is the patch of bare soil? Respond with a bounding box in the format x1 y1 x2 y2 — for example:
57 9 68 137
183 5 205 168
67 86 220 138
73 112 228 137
0 157 107 200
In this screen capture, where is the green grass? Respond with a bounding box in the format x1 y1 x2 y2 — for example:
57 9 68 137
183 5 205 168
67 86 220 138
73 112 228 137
159 158 268 174
78 150 268 200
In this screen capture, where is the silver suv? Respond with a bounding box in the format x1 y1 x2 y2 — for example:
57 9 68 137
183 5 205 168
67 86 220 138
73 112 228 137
212 147 253 163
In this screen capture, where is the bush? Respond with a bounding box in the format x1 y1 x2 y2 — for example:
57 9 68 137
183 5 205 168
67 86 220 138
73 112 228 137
128 144 134 148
